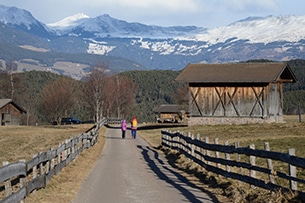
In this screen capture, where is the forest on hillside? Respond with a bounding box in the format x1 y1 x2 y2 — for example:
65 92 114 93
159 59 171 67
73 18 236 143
0 63 136 125
121 70 185 122
0 59 305 125
283 60 305 114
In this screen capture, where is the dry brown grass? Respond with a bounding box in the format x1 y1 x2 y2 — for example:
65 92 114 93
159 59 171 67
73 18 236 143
0 124 95 163
0 124 106 203
139 115 305 202
2 115 305 202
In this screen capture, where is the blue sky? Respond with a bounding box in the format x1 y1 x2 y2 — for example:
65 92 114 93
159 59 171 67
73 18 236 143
1 0 305 28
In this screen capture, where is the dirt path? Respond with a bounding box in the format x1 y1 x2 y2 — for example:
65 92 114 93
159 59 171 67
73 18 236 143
73 127 218 203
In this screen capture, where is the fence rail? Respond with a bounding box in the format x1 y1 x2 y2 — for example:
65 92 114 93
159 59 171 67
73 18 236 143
161 130 305 197
0 118 116 203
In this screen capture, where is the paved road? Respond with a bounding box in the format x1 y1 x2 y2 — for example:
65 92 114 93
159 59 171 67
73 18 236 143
73 127 217 203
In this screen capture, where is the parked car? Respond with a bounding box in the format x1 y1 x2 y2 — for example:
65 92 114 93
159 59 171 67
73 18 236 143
157 117 178 123
61 117 83 125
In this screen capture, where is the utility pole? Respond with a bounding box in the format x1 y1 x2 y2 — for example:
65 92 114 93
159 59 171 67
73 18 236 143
298 102 302 122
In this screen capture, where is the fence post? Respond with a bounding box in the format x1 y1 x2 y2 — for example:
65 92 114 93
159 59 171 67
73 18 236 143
264 142 275 184
46 153 50 174
19 159 26 203
50 147 55 172
235 142 242 174
57 143 61 169
177 132 181 153
161 131 164 146
3 161 12 197
32 154 37 193
249 144 256 179
166 131 169 148
191 133 195 160
180 131 183 153
173 131 176 149
71 138 75 160
196 133 200 162
65 139 70 161
188 132 192 157
62 142 67 162
171 130 174 148
214 138 220 168
39 152 44 176
235 142 242 185
182 132 186 155
224 141 230 173
170 131 173 149
289 148 297 190
205 137 210 165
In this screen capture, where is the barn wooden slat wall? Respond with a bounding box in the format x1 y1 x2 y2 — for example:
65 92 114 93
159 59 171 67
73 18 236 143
190 83 283 120
176 63 296 125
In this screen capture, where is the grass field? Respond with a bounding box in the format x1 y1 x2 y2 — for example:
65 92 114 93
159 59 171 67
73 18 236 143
1 115 305 202
141 115 305 156
0 124 106 203
0 124 95 164
139 115 305 202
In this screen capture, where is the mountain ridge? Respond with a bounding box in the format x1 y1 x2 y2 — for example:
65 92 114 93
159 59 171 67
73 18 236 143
0 4 304 79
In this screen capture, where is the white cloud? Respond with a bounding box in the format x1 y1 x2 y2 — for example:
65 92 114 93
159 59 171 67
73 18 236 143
221 0 279 10
99 0 198 11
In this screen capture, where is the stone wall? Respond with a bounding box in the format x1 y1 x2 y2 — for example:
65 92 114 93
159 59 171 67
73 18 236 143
187 116 284 126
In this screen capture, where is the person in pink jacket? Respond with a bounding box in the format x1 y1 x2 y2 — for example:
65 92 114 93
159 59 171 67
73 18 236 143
121 119 127 139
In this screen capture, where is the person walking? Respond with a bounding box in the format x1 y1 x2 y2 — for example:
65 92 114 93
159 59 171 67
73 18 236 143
131 116 137 139
121 119 127 139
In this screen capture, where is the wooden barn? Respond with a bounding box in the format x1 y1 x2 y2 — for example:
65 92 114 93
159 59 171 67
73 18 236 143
154 104 188 123
0 99 27 126
175 63 297 125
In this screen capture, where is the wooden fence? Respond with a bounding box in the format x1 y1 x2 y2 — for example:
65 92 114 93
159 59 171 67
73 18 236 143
161 130 305 197
0 118 111 203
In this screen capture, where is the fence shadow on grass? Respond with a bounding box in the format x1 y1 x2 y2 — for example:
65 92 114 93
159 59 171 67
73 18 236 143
137 145 220 203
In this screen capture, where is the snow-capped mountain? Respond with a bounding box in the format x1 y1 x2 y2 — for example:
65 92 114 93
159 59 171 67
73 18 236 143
0 4 305 79
48 13 206 38
0 5 40 28
194 15 305 44
0 5 52 38
47 13 90 28
47 12 305 44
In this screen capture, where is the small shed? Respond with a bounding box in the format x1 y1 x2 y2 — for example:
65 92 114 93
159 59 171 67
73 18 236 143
0 99 27 126
175 62 297 125
154 104 188 123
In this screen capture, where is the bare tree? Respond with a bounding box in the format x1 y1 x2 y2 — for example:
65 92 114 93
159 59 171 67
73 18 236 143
40 77 76 124
112 75 136 118
174 83 189 105
83 64 108 122
0 63 31 125
0 62 19 99
102 76 116 118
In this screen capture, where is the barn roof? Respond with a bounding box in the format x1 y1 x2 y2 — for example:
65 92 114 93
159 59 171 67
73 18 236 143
175 62 297 84
0 99 27 113
154 104 187 113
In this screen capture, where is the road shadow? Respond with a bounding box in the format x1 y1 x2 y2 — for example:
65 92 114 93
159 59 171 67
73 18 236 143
137 145 221 203
105 124 188 131
137 124 188 130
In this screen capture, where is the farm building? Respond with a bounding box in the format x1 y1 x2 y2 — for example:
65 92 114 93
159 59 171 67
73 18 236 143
0 99 27 126
154 104 188 123
175 62 297 126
